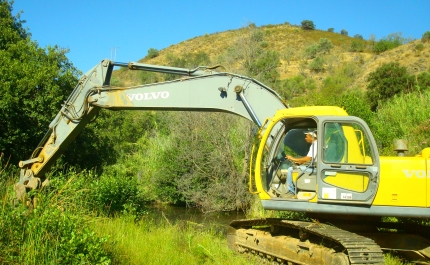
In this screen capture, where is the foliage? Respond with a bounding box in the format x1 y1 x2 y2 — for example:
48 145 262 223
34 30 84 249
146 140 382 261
0 1 80 165
415 43 424 52
350 39 365 52
165 51 211 80
221 25 280 86
155 112 252 211
147 47 159 58
354 34 364 40
94 216 259 265
278 75 308 100
416 71 430 91
340 29 348 36
308 56 325 72
371 90 430 155
247 49 280 84
317 38 334 54
373 32 407 54
327 28 334 32
340 92 374 127
304 44 320 59
301 20 315 30
304 38 333 59
89 173 149 217
422 31 430 42
0 169 112 264
366 62 415 110
289 62 360 107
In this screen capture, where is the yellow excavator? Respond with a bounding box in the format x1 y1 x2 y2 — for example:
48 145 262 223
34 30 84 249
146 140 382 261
15 59 430 264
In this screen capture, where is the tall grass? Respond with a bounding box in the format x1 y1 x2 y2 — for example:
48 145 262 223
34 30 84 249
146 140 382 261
0 166 112 264
93 215 258 265
373 90 430 155
0 158 258 265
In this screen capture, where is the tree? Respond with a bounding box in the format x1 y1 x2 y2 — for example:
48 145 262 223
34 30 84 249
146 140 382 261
340 29 348 36
301 20 315 30
366 62 415 111
327 28 334 32
0 1 79 165
354 34 364 40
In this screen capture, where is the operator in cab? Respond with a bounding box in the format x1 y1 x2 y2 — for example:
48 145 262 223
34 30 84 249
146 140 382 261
284 131 317 198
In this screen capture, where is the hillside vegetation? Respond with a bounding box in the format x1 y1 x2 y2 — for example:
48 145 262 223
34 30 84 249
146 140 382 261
113 23 430 91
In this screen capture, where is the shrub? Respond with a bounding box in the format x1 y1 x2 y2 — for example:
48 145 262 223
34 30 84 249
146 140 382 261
354 34 364 40
328 28 334 32
415 43 424 52
416 71 430 91
0 170 112 264
304 38 333 59
301 20 315 30
278 75 307 100
372 90 430 155
304 44 319 59
317 38 334 54
373 33 406 54
147 48 159 58
309 56 325 72
90 174 148 217
366 62 415 110
422 31 430 42
350 40 365 52
340 92 374 126
340 29 348 36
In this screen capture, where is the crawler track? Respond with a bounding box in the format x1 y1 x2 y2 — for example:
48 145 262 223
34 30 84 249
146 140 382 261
228 218 385 264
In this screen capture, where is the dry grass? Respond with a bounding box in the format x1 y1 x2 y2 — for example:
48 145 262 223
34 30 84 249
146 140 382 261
114 23 430 91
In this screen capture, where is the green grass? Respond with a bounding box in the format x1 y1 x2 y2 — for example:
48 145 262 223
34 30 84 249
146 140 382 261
92 215 258 265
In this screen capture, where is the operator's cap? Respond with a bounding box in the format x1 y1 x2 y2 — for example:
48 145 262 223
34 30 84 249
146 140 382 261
304 131 317 138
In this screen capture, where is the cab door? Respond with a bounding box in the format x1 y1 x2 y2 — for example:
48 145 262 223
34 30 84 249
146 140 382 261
316 116 380 205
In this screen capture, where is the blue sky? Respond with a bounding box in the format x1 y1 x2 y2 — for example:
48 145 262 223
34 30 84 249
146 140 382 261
12 0 430 73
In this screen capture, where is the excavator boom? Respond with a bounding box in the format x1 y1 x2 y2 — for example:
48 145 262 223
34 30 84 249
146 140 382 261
16 59 287 196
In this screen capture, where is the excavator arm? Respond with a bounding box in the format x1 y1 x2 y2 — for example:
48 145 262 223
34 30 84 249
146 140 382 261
15 59 287 199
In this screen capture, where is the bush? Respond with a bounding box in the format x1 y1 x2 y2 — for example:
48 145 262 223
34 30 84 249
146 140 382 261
354 34 364 40
317 38 334 54
340 29 348 36
278 75 307 100
422 31 430 42
328 28 334 32
0 170 112 264
373 33 406 54
416 71 430 91
366 62 415 111
350 40 365 52
301 20 315 30
372 90 430 155
340 92 374 126
147 48 159 58
415 43 425 52
309 56 325 72
304 38 333 59
90 174 148 217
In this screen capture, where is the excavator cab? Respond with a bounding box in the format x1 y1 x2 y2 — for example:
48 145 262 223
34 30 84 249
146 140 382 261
251 109 381 211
